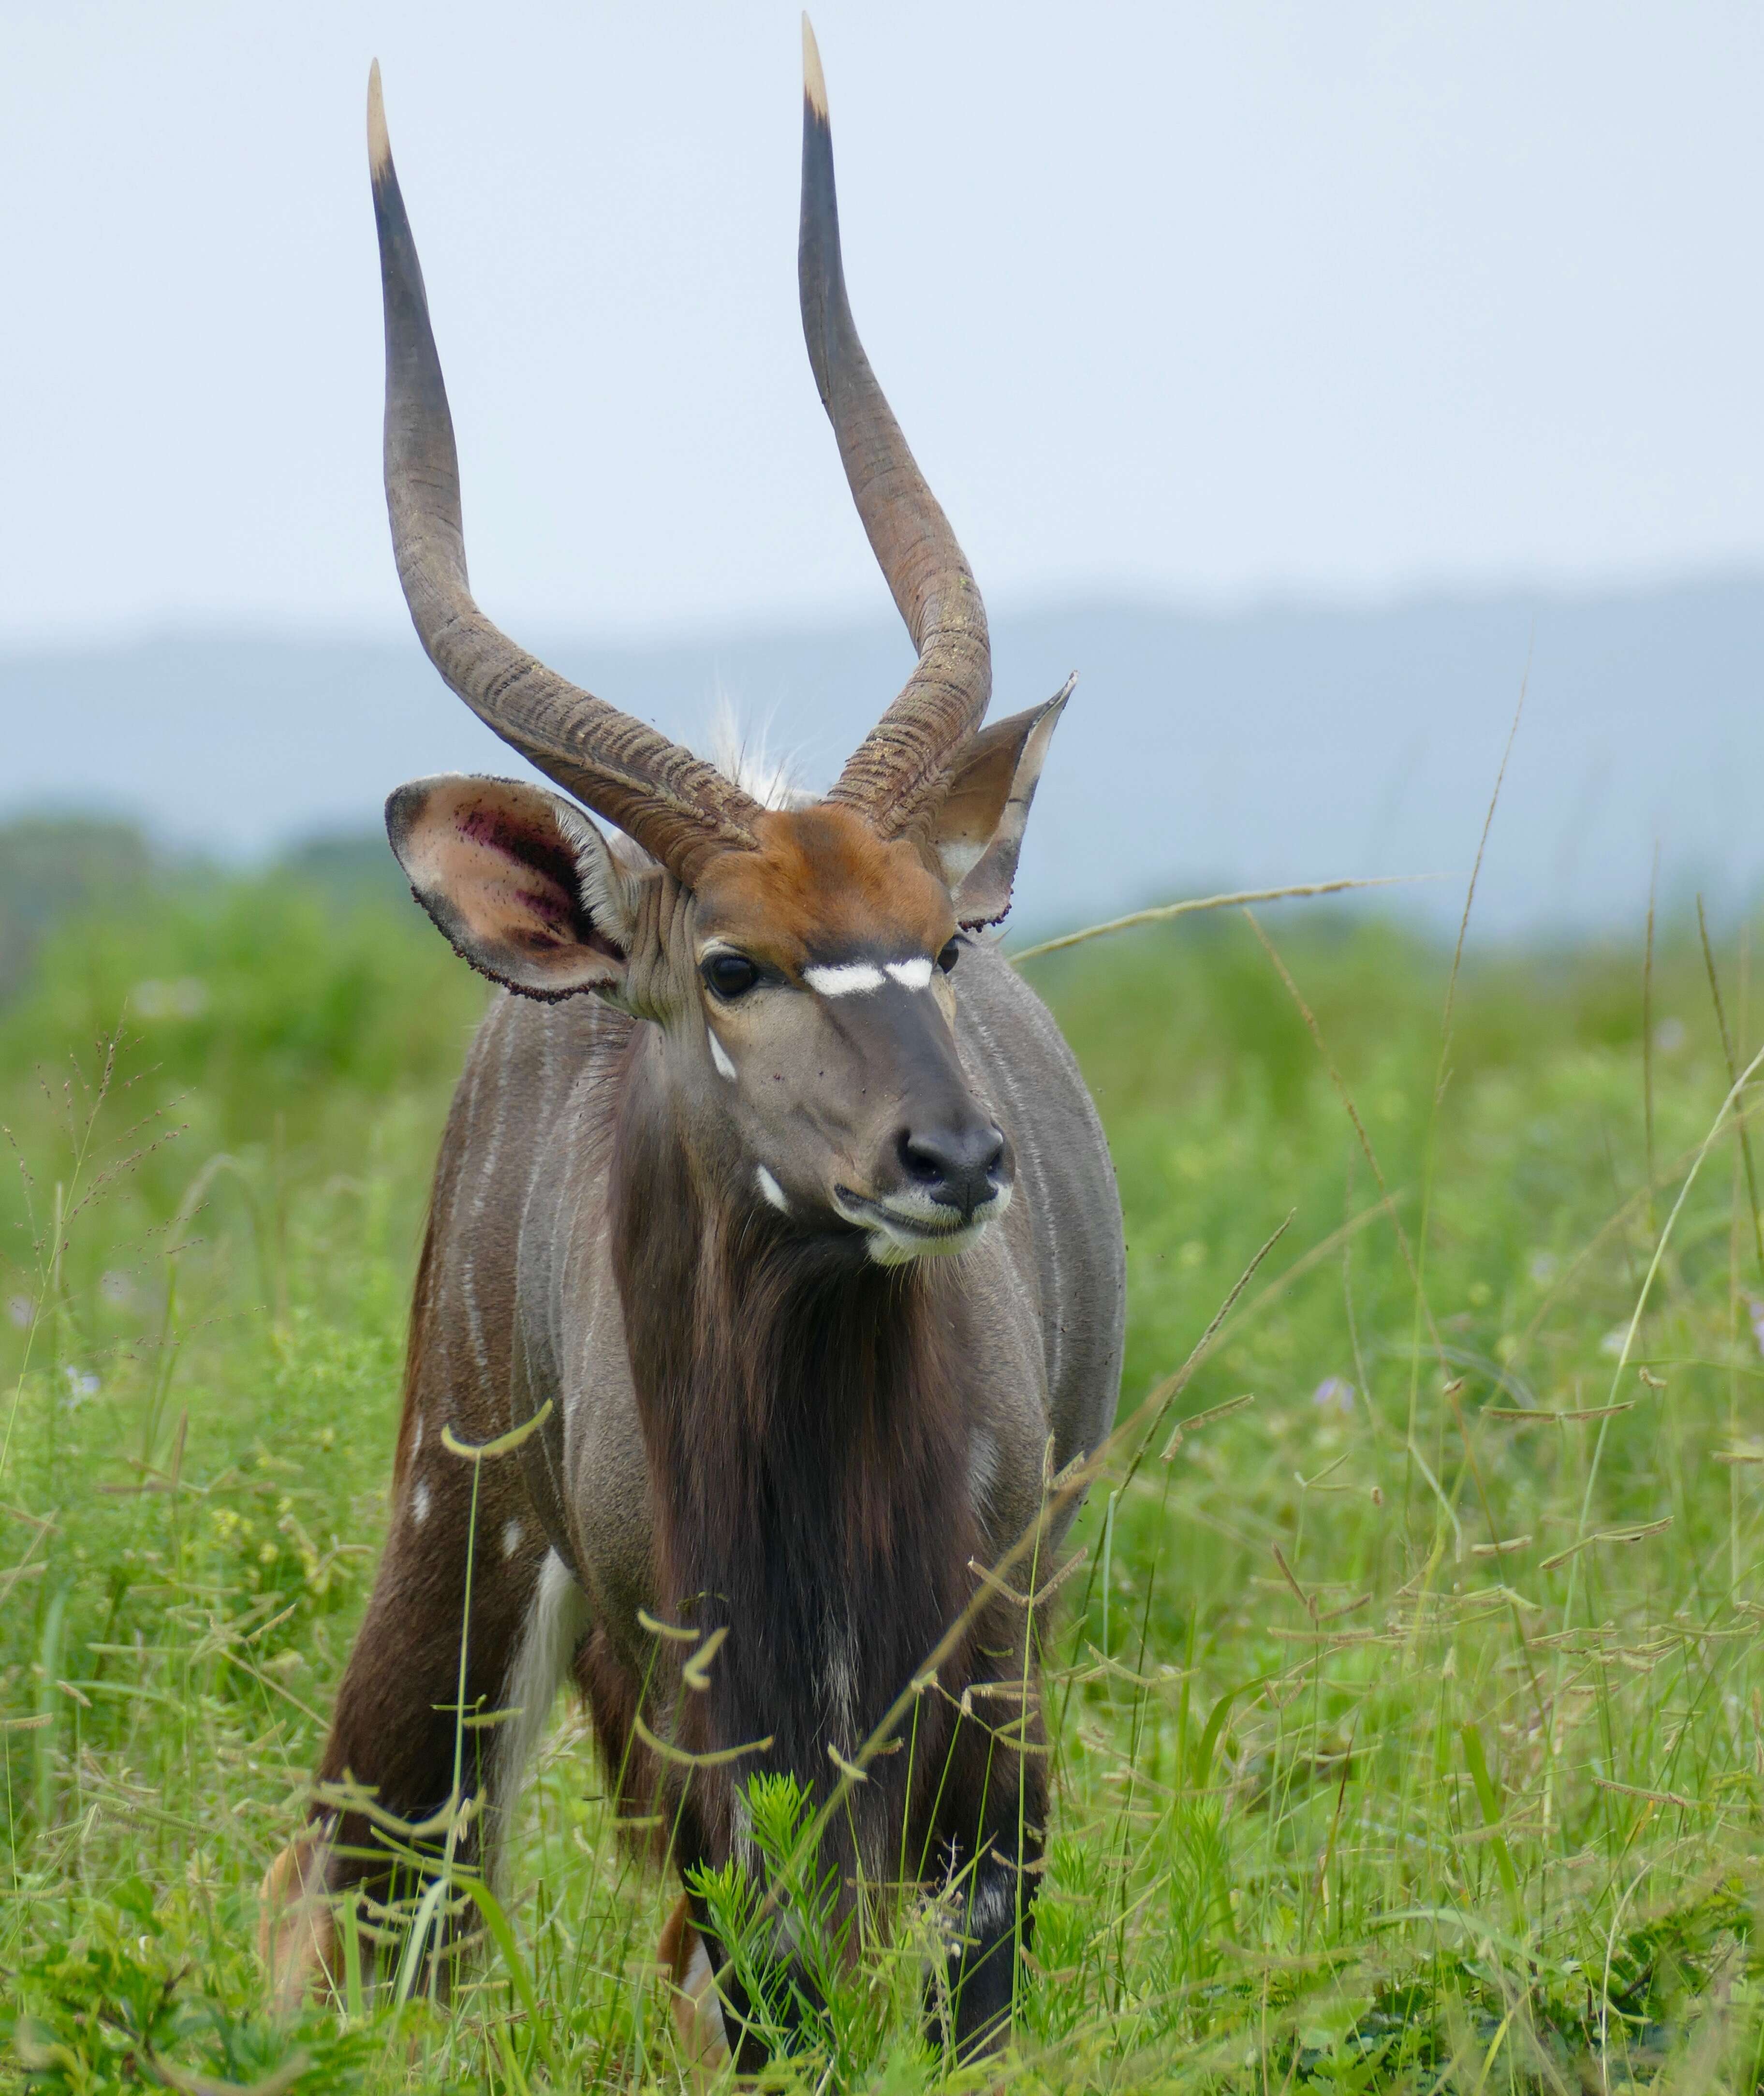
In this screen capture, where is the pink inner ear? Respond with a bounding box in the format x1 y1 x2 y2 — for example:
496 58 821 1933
461 811 575 938
393 776 628 995
454 805 601 951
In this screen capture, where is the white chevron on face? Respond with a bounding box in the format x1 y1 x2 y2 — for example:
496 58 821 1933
803 961 885 997
804 957 933 997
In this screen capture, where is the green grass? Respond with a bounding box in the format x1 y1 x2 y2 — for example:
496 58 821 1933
6 866 1764 2092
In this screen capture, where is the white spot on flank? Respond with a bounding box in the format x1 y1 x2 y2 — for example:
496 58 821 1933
412 1480 431 1525
804 962 885 997
823 1635 857 1733
885 957 934 990
968 1869 1017 1936
707 1029 737 1082
501 1519 524 1559
756 1165 789 1214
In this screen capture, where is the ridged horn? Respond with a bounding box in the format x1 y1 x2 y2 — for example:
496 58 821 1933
367 62 763 885
798 18 992 836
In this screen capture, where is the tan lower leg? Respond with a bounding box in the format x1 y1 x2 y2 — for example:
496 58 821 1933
258 1823 338 2013
658 1892 732 2085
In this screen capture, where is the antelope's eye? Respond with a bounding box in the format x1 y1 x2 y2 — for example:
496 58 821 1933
937 938 962 975
703 953 761 1000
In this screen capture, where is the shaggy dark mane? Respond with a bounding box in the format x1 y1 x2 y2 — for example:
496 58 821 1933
606 1053 979 1877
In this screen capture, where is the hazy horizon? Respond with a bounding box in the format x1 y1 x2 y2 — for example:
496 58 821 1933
8 573 1762 945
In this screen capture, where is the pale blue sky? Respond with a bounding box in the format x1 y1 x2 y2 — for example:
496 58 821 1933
2 2 1759 645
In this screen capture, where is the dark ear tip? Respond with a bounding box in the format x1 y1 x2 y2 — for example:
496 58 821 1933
384 780 430 856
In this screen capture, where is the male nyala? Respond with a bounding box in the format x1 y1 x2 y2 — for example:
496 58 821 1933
262 22 1124 2070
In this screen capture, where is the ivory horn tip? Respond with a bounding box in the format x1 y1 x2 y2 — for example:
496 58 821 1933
801 15 829 124
367 59 392 179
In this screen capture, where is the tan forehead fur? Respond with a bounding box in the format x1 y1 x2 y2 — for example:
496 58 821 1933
691 805 953 966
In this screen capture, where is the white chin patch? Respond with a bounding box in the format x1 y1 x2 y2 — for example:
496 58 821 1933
855 1185 1010 1266
755 1165 790 1214
865 1218 991 1267
707 1029 737 1082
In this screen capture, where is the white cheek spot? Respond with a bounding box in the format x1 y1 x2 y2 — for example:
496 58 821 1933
501 1518 524 1559
804 962 885 997
707 1028 737 1082
412 1480 431 1526
885 957 934 990
756 1165 790 1214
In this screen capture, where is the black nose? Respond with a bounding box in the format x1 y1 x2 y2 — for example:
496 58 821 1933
897 1120 1006 1221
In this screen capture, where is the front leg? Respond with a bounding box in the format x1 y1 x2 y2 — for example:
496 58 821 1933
932 1652 1046 2062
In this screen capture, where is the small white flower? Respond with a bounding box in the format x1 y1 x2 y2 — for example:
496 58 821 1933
1311 1377 1355 1417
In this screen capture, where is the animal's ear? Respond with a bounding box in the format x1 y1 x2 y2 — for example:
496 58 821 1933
385 776 637 999
929 676 1073 929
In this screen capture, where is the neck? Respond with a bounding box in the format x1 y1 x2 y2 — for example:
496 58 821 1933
610 1060 976 1845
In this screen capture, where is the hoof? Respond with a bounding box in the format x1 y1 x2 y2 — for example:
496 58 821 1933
658 1893 731 2088
258 1823 337 2012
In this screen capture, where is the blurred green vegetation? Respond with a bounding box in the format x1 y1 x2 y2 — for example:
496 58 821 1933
4 836 1764 2092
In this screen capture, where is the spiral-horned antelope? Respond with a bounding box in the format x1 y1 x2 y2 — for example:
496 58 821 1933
261 24 1123 2068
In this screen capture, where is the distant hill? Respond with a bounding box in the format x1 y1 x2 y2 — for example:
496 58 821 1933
4 578 1761 941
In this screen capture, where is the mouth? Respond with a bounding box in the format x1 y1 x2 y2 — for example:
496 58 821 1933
832 1184 1010 1267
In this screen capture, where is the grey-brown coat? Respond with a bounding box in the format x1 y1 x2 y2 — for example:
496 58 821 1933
263 22 1124 2072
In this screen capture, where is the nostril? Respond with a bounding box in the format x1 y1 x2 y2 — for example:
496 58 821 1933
898 1129 945 1185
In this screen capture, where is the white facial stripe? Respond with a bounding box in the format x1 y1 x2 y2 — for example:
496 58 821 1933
803 957 936 997
755 1165 790 1214
707 1028 737 1082
803 962 885 997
